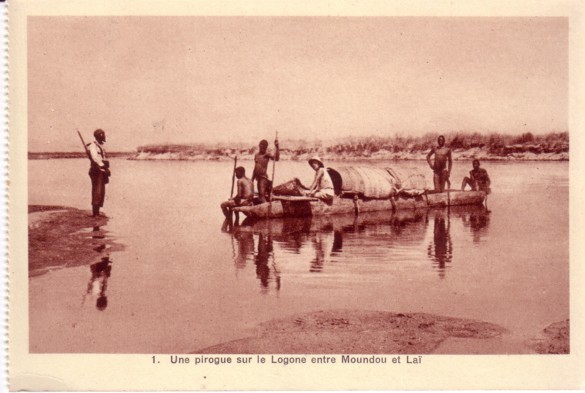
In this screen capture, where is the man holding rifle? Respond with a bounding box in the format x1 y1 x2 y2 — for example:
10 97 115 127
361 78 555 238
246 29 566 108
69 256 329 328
82 129 110 217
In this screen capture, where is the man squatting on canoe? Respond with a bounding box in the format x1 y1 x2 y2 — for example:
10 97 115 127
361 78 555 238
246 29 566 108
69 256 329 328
461 159 491 193
221 166 254 218
88 129 110 217
251 138 280 203
426 135 452 192
302 156 335 203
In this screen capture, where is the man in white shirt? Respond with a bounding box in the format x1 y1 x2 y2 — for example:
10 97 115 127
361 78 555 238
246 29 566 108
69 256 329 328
88 129 110 217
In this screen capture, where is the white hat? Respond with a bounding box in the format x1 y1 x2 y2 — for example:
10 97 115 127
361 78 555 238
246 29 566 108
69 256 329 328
308 156 324 168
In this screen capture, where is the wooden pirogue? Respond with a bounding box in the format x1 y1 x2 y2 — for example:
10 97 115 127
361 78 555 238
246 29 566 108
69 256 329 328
233 166 486 220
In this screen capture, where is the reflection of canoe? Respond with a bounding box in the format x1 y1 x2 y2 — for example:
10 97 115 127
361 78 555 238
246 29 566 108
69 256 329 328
234 190 486 219
236 205 487 235
233 209 434 257
237 209 428 235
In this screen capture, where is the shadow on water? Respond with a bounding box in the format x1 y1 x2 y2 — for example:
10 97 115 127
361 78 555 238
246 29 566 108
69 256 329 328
222 205 491 289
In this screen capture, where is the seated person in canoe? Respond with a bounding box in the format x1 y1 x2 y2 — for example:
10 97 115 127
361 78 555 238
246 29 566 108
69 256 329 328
251 138 280 203
461 159 491 193
221 166 254 218
303 156 335 203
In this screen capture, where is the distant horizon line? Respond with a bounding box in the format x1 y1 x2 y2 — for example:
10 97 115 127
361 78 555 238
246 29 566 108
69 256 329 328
30 129 569 153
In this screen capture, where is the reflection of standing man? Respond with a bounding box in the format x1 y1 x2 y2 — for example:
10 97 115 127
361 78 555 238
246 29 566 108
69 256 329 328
85 256 113 310
426 136 452 192
88 129 110 217
255 234 273 290
427 211 453 279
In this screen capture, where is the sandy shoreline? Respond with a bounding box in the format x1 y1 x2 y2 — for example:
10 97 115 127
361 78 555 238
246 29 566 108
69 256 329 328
195 310 569 355
28 205 123 277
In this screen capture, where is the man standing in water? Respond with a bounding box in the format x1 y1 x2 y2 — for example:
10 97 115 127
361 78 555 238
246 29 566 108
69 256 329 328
88 129 110 217
251 138 279 203
426 135 452 192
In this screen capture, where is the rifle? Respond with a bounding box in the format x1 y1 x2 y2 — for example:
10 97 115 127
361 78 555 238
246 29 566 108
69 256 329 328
77 129 111 179
77 129 92 160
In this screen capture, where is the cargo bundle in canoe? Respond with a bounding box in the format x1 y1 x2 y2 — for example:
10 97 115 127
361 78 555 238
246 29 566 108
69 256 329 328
233 166 486 219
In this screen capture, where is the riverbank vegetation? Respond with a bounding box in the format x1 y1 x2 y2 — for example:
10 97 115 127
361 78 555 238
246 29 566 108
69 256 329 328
133 131 569 161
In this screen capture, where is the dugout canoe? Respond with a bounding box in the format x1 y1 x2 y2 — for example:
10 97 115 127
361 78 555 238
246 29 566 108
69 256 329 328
233 190 486 219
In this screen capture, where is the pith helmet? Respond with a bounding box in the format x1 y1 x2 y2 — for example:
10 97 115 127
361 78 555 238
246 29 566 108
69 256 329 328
308 156 324 168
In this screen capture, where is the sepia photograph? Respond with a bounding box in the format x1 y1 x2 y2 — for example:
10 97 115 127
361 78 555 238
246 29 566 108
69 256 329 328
8 1 585 390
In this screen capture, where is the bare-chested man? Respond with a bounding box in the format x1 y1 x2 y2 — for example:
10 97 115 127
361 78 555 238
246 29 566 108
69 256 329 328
426 135 452 193
251 138 279 203
221 166 254 218
461 159 491 193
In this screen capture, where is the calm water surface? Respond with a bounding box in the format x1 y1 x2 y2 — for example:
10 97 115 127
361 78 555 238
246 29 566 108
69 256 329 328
28 159 569 353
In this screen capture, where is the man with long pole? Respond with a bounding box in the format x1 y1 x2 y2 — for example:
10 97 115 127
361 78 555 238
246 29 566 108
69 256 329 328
251 135 279 204
79 129 110 217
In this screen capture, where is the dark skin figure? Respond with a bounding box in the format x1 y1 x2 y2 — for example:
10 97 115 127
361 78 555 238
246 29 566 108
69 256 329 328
461 159 491 192
426 136 452 192
251 139 279 203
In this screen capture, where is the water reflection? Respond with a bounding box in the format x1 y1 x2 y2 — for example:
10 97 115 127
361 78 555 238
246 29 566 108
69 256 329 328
233 230 254 270
461 208 491 243
223 205 491 287
310 232 327 273
91 225 105 239
225 218 281 293
80 225 115 310
427 210 453 279
83 256 113 310
255 234 281 293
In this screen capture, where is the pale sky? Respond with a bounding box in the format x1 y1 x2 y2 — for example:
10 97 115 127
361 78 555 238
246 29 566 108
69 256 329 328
28 17 568 152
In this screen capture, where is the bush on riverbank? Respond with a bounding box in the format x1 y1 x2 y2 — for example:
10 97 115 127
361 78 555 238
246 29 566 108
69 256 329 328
132 131 569 161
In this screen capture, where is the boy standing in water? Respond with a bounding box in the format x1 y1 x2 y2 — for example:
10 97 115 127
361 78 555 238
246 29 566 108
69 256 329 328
426 135 452 192
251 138 279 203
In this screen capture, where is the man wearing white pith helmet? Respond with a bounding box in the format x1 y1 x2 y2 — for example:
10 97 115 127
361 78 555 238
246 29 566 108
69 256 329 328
304 156 335 202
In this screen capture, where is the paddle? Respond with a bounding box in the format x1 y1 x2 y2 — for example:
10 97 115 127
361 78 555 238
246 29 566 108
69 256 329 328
269 131 278 202
446 172 451 211
268 131 278 216
229 155 238 198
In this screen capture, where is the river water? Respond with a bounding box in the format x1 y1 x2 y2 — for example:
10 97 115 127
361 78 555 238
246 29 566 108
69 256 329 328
28 159 568 353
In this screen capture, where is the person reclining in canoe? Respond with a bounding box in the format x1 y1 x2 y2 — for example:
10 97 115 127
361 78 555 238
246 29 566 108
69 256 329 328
303 156 335 203
461 159 491 193
221 166 254 218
